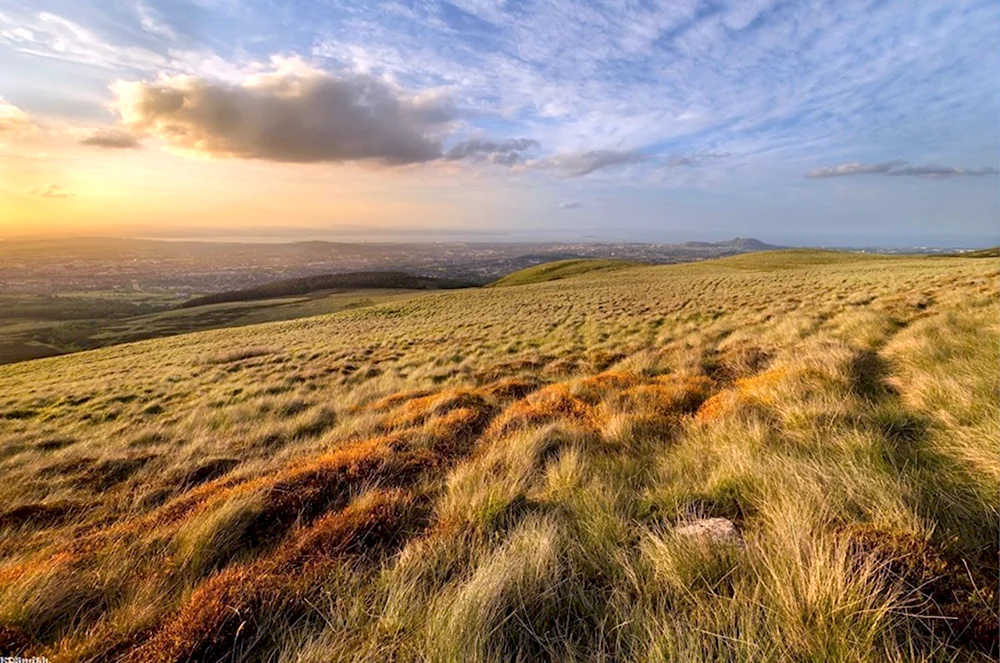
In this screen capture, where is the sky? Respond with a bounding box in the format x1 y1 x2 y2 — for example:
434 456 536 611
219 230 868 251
0 0 998 246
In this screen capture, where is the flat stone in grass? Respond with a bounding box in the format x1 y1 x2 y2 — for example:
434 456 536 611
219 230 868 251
674 517 743 545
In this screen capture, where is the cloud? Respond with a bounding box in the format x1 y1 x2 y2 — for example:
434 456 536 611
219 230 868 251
664 152 730 168
30 184 75 198
110 61 457 165
887 164 999 178
305 0 997 188
537 149 649 177
137 2 177 40
80 128 142 149
558 201 582 210
0 98 35 136
805 161 903 178
445 137 539 165
806 160 998 179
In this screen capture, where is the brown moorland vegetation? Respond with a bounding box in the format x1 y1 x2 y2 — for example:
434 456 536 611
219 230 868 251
0 250 996 662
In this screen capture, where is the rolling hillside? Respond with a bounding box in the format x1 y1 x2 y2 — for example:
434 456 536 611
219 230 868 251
488 258 641 286
0 251 996 662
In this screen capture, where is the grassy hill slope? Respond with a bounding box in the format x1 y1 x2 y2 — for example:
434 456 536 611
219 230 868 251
489 258 641 286
181 271 472 308
0 252 997 662
0 289 435 366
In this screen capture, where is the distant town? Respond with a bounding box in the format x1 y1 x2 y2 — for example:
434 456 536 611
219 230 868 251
0 236 972 296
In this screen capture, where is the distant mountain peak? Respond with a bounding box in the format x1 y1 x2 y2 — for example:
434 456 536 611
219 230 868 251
682 237 781 251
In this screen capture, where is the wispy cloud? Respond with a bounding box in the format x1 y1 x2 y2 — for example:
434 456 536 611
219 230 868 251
807 160 997 179
0 98 35 137
30 184 75 198
887 164 999 178
534 149 649 177
558 201 582 210
805 161 904 178
136 2 177 40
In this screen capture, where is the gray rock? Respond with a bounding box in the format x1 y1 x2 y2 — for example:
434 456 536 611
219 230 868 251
674 517 743 545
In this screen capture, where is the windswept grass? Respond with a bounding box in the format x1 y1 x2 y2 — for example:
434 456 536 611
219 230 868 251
0 251 996 661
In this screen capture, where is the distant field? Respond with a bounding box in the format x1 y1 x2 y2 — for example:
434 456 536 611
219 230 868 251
0 251 996 662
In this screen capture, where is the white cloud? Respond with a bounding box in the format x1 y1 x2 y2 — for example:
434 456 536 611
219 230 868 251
137 2 177 40
558 200 582 210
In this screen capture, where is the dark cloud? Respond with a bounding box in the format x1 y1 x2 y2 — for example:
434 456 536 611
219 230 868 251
558 201 582 210
541 148 648 177
80 128 142 149
112 66 456 165
806 160 997 179
30 184 75 198
445 137 539 164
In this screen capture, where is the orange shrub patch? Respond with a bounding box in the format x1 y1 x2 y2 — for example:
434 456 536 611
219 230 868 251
488 383 602 436
480 376 543 401
694 367 792 422
380 389 489 430
130 490 426 663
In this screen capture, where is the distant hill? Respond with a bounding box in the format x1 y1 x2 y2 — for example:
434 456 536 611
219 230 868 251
489 259 641 287
682 237 782 251
181 271 473 308
935 247 1000 259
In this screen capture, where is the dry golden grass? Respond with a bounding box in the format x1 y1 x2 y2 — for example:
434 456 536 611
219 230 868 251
0 251 996 661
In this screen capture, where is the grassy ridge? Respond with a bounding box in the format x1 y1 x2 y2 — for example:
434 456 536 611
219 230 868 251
0 251 996 662
488 258 640 286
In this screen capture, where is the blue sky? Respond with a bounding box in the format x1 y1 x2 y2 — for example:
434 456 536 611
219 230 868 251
1 0 997 245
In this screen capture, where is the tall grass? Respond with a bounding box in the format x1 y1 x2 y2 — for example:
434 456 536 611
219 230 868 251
0 252 996 661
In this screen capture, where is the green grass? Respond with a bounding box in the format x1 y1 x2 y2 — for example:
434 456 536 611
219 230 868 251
489 258 641 286
0 251 996 662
